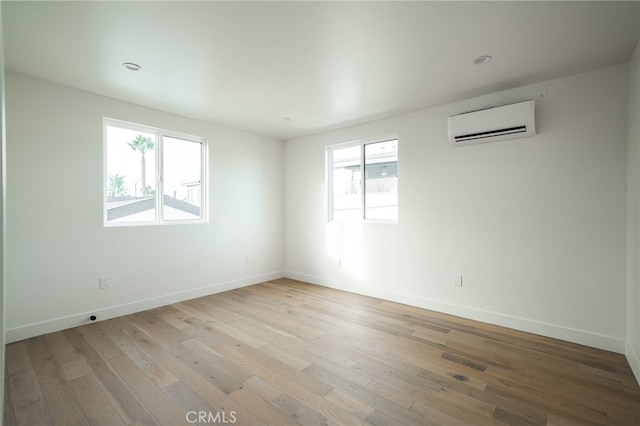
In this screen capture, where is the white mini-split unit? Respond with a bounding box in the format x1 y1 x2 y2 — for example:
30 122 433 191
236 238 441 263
447 99 536 146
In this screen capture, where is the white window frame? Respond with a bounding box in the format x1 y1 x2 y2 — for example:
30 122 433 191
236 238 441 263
103 118 208 227
327 135 398 223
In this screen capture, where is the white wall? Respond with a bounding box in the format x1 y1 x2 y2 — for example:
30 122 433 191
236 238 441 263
0 5 6 418
5 72 284 342
285 64 629 352
627 38 640 380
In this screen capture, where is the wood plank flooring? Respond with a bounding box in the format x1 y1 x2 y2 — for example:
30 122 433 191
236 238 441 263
4 278 640 425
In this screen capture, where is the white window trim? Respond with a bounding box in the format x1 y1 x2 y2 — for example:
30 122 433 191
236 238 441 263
103 118 208 227
327 134 399 224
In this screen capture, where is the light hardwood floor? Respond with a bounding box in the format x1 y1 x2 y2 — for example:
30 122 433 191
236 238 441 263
4 278 640 425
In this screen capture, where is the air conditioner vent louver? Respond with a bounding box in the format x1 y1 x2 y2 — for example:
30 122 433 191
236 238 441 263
448 100 536 146
454 125 528 142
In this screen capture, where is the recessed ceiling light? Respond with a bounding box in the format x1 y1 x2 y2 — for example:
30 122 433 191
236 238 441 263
473 55 492 65
122 62 142 71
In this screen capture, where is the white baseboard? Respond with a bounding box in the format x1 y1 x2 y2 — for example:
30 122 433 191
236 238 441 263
626 341 640 386
285 271 625 354
6 271 285 343
10 269 626 355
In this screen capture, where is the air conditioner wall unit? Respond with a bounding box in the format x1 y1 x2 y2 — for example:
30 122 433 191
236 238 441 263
447 99 536 146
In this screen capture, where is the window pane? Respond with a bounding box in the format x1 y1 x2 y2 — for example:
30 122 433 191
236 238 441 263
162 136 202 221
331 145 361 221
364 139 398 221
106 126 157 224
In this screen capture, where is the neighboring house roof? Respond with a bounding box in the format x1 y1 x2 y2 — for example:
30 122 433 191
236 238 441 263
107 195 200 221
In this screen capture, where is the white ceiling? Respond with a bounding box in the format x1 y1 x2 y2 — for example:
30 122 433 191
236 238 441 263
3 1 639 140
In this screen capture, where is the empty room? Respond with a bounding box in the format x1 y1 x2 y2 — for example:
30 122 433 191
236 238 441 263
1 1 640 425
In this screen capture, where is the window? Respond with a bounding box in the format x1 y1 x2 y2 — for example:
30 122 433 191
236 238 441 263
328 138 398 222
104 119 206 226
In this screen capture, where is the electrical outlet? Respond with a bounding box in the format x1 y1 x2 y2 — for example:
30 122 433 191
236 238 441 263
453 273 463 287
99 276 110 289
